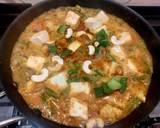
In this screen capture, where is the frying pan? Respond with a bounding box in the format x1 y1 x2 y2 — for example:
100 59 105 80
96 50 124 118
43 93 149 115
0 0 160 127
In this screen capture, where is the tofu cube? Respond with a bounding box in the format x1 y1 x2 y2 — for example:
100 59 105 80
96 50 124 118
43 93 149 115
65 11 80 27
69 98 88 120
48 72 68 92
30 30 49 44
100 104 122 122
84 17 102 33
109 62 119 75
110 46 126 60
68 40 81 52
70 82 90 95
25 81 35 93
126 59 138 73
119 32 132 44
86 118 104 128
26 56 45 71
84 10 109 33
95 10 109 24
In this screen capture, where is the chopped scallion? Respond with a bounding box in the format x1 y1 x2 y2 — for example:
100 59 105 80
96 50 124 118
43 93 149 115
103 84 113 94
67 69 78 76
94 69 104 77
94 86 104 97
95 47 101 55
82 76 90 82
94 76 128 97
41 93 48 103
107 77 128 92
57 24 69 34
119 77 128 93
48 45 57 54
96 29 109 47
74 63 81 69
61 86 71 96
107 78 122 90
67 77 81 83
60 49 72 58
45 87 58 99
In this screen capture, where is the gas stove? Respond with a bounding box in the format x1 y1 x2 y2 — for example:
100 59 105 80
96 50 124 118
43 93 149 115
0 3 160 128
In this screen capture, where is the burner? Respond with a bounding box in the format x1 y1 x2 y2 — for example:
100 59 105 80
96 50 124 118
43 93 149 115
0 3 160 128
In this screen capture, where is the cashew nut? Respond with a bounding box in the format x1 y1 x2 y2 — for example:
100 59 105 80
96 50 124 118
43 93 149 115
31 68 49 82
86 117 104 128
76 31 86 37
82 60 92 74
88 45 95 55
66 28 73 38
76 31 93 40
94 41 99 47
45 40 55 44
111 32 131 45
51 55 64 71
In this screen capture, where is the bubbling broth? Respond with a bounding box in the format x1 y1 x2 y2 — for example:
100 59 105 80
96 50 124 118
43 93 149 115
11 6 152 127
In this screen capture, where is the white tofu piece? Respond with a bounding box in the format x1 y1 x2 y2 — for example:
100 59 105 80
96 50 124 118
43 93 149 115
26 56 45 71
30 30 49 44
84 11 109 33
86 118 104 128
109 62 119 75
95 10 109 24
69 98 88 120
110 46 126 60
120 32 131 44
126 59 138 73
49 72 68 90
84 17 102 33
67 40 81 52
65 11 80 27
70 82 90 95
111 35 121 45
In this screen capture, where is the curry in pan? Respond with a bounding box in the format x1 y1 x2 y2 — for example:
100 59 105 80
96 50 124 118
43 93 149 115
11 6 152 128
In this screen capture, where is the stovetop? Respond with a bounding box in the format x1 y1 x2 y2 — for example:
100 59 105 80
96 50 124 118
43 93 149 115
0 3 160 128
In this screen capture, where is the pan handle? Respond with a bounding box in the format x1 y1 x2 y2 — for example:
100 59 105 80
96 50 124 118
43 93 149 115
0 90 24 127
0 91 25 127
0 116 25 128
